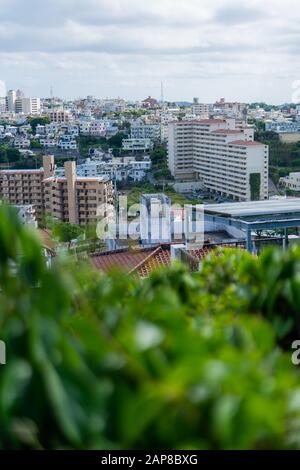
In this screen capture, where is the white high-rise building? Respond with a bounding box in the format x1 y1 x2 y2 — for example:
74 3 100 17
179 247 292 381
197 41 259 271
6 90 16 112
6 90 41 115
19 97 41 115
168 118 269 202
15 97 41 115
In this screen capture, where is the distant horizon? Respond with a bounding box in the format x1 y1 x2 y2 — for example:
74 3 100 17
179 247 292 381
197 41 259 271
1 84 299 108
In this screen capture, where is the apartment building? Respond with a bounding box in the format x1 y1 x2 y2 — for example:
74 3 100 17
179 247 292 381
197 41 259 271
0 155 55 217
13 136 31 149
279 172 300 192
265 121 300 133
122 138 153 152
101 99 126 113
39 138 57 148
214 99 248 120
131 120 161 142
58 134 77 150
43 162 114 225
191 99 211 117
48 110 71 123
0 156 114 225
168 119 268 201
15 97 41 115
79 120 107 136
6 90 16 113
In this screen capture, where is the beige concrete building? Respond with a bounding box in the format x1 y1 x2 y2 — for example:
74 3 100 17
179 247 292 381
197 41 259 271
0 156 114 225
48 110 71 123
168 118 269 201
0 155 54 217
279 172 300 192
279 133 300 144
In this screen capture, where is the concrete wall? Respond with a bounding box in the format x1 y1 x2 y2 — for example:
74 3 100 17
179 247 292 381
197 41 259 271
173 181 205 193
279 133 300 143
204 219 245 239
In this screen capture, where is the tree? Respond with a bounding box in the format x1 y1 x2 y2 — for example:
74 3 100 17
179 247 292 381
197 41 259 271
52 221 83 242
1 204 300 449
28 117 50 133
30 139 42 149
107 132 124 148
0 146 8 164
150 145 167 167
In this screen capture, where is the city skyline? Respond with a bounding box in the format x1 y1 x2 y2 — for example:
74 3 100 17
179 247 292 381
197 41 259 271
1 0 300 103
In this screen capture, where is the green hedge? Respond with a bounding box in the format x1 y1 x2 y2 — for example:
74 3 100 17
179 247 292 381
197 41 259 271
1 204 300 449
250 173 261 201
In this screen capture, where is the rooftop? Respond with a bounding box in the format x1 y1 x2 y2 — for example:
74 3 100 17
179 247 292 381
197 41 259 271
174 119 226 125
229 140 265 147
90 245 171 277
0 169 43 174
90 242 242 278
213 129 243 135
43 176 109 182
205 198 300 219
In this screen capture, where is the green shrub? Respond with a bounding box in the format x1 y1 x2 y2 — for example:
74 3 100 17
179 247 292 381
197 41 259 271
250 173 261 201
1 205 300 449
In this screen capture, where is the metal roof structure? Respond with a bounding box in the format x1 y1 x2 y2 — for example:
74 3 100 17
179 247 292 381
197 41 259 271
205 199 300 217
204 198 300 252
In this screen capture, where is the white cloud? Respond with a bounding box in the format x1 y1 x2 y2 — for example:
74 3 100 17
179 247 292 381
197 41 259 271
0 80 6 97
0 0 299 102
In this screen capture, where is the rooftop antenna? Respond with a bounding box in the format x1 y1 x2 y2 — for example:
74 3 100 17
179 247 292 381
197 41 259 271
160 81 164 106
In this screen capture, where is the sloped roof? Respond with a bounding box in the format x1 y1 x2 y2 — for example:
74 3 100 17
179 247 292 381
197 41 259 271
90 244 220 278
91 245 173 276
131 246 171 277
90 247 153 273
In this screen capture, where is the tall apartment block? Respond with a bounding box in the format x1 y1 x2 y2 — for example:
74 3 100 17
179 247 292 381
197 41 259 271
48 110 71 123
191 98 211 117
15 97 41 115
0 156 114 225
168 118 268 201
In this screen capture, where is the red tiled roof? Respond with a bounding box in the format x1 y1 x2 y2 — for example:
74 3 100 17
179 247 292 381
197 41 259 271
132 246 171 277
91 245 173 278
90 243 243 278
189 246 216 260
91 248 153 273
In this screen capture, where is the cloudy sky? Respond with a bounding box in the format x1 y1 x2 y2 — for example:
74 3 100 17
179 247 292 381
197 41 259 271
0 0 299 103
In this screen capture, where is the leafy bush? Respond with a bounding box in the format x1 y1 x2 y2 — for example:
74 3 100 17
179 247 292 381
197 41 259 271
1 205 300 449
250 173 261 201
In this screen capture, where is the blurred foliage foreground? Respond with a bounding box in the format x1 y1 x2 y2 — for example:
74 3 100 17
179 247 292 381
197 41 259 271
2 205 300 449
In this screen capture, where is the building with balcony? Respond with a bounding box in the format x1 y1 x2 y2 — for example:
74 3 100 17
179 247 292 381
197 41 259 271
168 118 268 201
122 138 153 152
0 155 114 226
279 172 300 192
